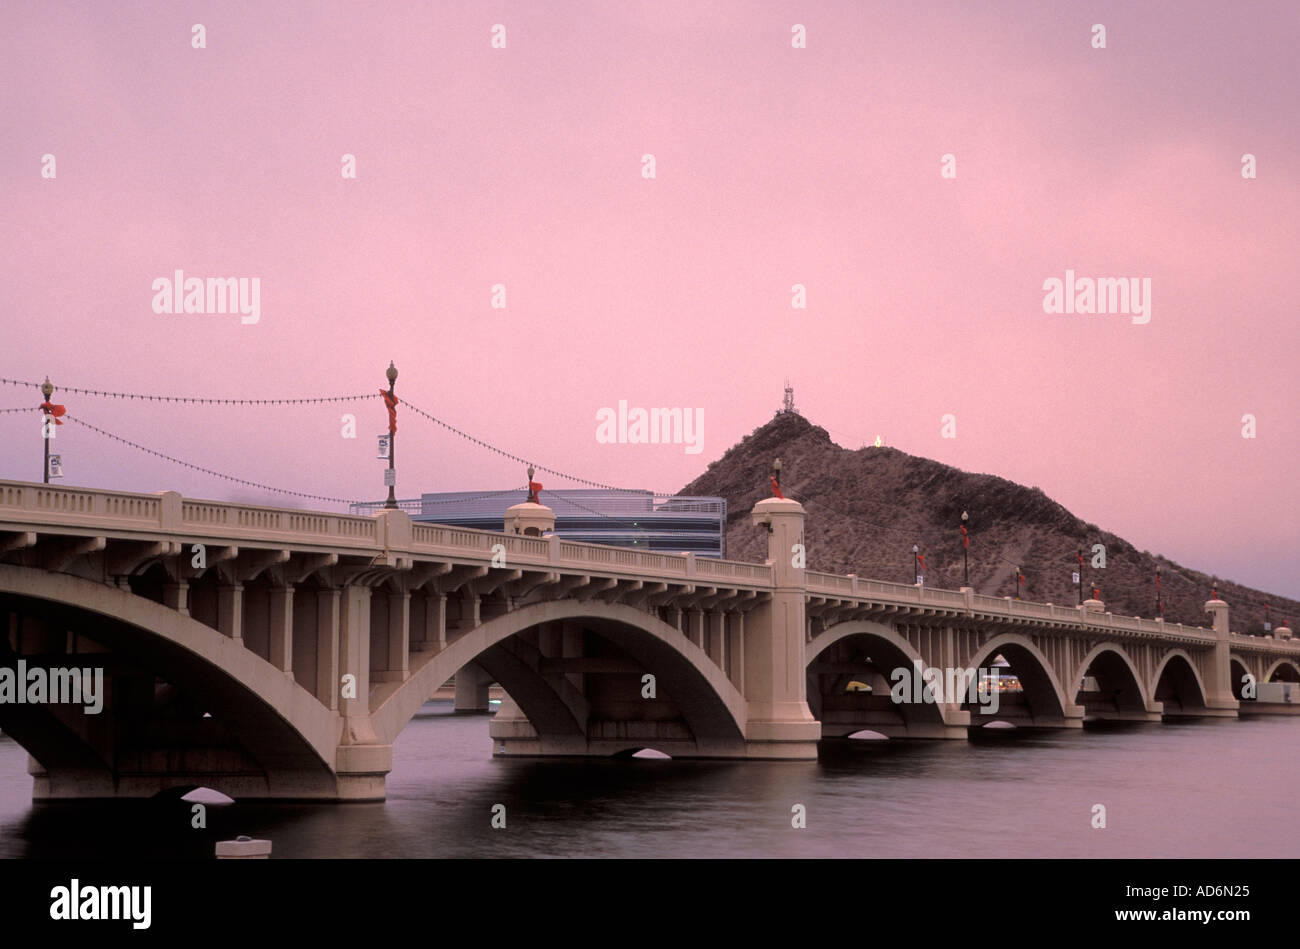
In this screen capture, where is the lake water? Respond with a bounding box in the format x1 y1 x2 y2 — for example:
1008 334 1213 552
2 702 1297 859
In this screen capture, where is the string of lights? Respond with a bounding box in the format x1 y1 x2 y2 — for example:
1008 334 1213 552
0 376 375 405
538 488 629 522
0 407 40 414
353 486 531 509
65 414 363 506
399 397 651 494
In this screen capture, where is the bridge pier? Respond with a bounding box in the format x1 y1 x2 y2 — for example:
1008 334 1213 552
454 662 493 712
741 497 821 758
1202 596 1241 716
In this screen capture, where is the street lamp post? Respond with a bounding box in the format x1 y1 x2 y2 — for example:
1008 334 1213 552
40 376 53 483
912 544 920 584
1077 549 1084 606
383 361 398 510
960 510 969 587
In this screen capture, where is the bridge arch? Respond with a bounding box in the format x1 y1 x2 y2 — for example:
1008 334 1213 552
0 564 338 797
371 600 748 751
805 621 952 737
1152 649 1210 714
1072 642 1152 715
965 633 1071 724
1229 654 1253 700
1264 658 1300 682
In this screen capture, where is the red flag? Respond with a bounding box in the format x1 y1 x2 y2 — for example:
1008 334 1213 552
379 390 398 434
39 401 66 425
527 480 543 503
770 476 784 499
917 554 927 572
960 525 968 549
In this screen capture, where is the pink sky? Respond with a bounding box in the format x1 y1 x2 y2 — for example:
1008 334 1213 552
2 1 1297 597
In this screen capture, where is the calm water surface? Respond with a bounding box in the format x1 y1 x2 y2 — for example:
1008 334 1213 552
2 702 1297 858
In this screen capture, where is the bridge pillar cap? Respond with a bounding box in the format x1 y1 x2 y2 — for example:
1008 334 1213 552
1276 625 1293 638
751 497 804 516
504 500 555 536
504 501 552 515
1204 598 1228 608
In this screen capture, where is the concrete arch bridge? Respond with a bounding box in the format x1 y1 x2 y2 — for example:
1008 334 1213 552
0 480 1294 801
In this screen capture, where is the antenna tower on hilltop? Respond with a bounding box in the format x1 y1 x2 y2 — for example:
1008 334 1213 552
780 381 797 416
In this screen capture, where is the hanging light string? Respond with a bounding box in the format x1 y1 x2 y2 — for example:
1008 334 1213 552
7 375 666 494
0 406 40 414
2 375 375 405
399 396 651 494
64 414 363 506
538 488 627 521
351 486 531 510
419 486 531 505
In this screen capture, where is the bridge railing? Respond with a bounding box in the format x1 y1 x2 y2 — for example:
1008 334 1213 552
0 481 777 586
805 571 855 595
0 481 1276 644
802 555 1220 640
695 557 772 583
556 540 689 576
180 499 379 541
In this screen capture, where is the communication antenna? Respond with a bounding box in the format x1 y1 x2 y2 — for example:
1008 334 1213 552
782 380 796 415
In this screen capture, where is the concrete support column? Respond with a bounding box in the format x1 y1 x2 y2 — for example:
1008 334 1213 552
563 620 584 694
707 610 726 670
668 607 683 634
744 496 820 757
217 582 243 641
420 593 446 651
460 591 481 631
376 591 410 682
539 620 562 658
1205 597 1239 711
726 611 745 691
334 579 392 799
338 585 374 728
454 662 492 712
315 589 340 710
163 580 189 616
268 584 293 676
689 609 705 650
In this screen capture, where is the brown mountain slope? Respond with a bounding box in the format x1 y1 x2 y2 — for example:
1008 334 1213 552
679 412 1298 632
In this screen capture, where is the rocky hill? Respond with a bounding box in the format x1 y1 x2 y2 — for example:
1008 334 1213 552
679 412 1297 632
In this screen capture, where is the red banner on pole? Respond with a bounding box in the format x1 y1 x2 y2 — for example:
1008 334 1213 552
39 401 66 425
379 390 398 434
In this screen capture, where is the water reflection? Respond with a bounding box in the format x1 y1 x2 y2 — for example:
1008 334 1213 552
1 702 1297 858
